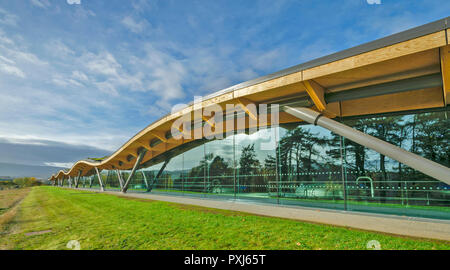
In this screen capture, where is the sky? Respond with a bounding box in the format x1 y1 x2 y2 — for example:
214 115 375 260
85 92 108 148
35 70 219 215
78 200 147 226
0 0 449 169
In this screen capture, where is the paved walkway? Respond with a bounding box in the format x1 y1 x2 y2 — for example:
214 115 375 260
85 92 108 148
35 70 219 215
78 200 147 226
75 188 450 241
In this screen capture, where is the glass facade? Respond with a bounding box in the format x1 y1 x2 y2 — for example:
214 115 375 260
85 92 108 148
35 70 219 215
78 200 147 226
93 108 449 220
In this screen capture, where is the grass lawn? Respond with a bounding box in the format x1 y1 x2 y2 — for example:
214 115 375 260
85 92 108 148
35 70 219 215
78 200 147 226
0 188 30 233
0 186 449 250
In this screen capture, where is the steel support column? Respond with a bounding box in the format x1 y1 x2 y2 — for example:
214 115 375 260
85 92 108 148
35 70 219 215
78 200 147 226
75 170 82 188
116 169 124 190
147 158 170 192
95 167 105 192
141 171 149 190
121 149 147 193
284 106 450 184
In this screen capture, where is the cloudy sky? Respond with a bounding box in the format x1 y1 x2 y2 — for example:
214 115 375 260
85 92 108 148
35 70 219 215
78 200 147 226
0 0 449 168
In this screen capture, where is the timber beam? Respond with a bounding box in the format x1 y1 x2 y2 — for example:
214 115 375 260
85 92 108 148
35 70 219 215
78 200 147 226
302 80 327 111
122 149 147 193
150 131 167 142
147 158 171 192
202 115 215 128
236 98 258 120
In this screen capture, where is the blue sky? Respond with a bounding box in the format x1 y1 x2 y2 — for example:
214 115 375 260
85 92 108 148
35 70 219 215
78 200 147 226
0 0 449 168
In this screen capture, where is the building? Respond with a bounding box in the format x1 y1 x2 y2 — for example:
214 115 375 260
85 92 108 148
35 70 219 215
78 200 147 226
50 18 450 220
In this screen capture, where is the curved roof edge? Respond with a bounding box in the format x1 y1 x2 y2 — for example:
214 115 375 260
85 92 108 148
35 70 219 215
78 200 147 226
49 17 450 180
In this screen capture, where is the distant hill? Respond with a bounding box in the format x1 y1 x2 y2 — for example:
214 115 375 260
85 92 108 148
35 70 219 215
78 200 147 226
0 162 67 179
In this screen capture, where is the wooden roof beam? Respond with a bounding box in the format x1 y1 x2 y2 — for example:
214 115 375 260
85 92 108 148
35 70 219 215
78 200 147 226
202 115 215 128
236 98 258 120
303 80 340 117
134 140 152 151
303 80 327 111
150 130 167 142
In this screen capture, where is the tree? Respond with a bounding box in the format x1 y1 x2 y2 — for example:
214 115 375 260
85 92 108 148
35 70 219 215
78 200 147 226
187 153 232 192
238 144 261 191
264 154 277 173
12 177 41 187
239 144 260 176
278 126 327 182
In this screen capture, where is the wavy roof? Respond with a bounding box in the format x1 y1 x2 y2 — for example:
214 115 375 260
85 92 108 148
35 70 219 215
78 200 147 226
50 17 450 180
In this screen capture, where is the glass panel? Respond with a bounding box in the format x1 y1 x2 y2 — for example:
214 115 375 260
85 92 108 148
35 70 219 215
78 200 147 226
183 142 207 196
204 136 235 198
104 170 120 191
163 154 184 193
343 110 450 219
142 162 164 192
102 107 448 220
276 123 346 210
235 127 278 203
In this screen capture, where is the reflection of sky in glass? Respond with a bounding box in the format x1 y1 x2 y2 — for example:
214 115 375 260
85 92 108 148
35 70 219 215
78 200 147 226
140 111 448 175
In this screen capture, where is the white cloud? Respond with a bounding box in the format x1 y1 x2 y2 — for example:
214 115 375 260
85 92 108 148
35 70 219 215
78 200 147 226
0 35 14 45
0 53 25 78
121 16 149 33
0 55 15 65
0 137 48 146
247 49 281 70
0 62 25 78
71 70 88 82
51 75 83 88
94 81 119 96
67 0 81 5
46 40 75 58
85 51 121 76
0 8 19 27
12 50 47 65
31 0 51 9
44 162 74 168
81 51 146 96
0 30 50 82
0 90 131 152
133 44 187 101
74 8 95 18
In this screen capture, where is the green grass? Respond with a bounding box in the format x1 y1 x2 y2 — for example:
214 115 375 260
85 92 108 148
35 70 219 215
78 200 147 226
1 186 449 250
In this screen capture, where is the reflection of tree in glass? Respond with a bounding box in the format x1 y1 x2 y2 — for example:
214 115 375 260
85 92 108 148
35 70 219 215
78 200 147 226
277 127 326 182
187 152 232 192
411 112 449 168
238 144 261 192
239 144 260 176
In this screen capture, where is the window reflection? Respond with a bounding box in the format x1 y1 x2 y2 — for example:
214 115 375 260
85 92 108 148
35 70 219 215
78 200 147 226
117 108 449 219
